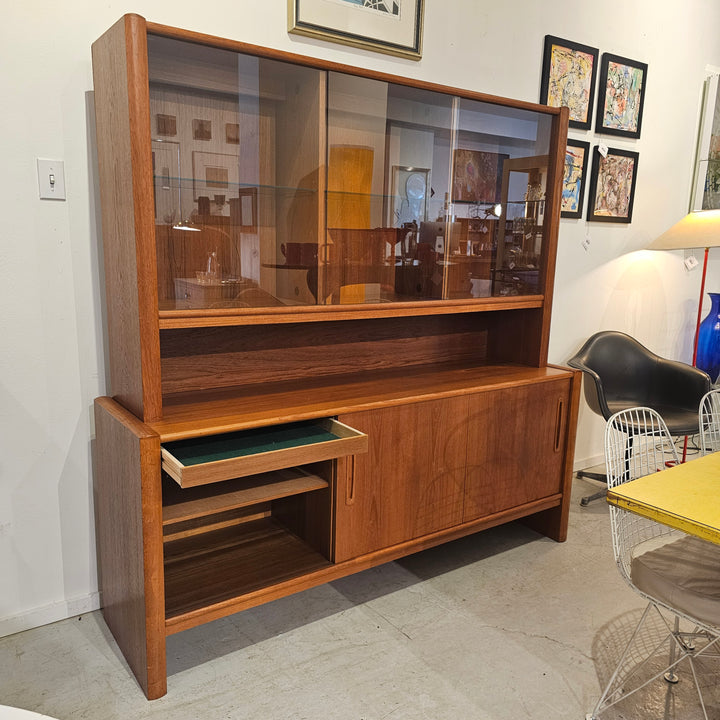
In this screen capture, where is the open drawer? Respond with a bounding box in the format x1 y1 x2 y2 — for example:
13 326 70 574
161 418 368 488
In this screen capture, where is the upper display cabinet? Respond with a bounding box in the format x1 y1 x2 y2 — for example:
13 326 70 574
113 23 567 319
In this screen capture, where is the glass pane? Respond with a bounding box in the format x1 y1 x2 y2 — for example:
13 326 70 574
147 35 322 310
326 73 455 304
452 100 552 297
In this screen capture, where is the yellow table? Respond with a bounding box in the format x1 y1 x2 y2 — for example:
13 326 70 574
606 452 720 546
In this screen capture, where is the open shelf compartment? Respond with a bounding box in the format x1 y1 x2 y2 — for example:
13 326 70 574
163 518 333 621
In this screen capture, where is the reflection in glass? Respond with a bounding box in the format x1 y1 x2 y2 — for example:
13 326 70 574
147 35 556 312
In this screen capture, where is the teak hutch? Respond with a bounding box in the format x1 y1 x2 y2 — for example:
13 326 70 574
91 14 580 699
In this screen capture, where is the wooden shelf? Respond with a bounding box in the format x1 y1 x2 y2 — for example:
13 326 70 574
151 363 570 441
164 518 332 621
157 296 544 329
162 467 328 524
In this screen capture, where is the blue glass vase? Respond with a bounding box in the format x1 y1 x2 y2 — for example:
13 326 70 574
696 292 720 384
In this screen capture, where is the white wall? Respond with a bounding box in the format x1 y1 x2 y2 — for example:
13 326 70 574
1 0 719 635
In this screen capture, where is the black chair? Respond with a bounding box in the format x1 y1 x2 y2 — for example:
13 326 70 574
568 331 711 506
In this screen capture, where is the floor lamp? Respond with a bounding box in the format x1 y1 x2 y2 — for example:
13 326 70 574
648 208 720 369
648 209 720 461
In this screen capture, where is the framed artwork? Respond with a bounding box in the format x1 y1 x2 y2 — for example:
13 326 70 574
540 36 598 130
452 149 508 204
586 146 639 223
390 166 429 226
561 139 590 219
288 0 424 60
595 53 648 138
192 151 239 216
691 73 720 211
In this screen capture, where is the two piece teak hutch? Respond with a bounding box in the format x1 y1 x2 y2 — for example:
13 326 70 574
91 14 580 699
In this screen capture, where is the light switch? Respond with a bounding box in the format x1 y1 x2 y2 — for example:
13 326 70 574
37 158 66 200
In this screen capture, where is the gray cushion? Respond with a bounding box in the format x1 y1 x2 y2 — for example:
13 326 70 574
631 535 720 628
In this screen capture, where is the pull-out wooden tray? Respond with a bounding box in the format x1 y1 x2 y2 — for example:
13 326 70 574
161 418 367 488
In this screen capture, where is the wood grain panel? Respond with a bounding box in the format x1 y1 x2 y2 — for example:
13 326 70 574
162 467 326 523
334 397 468 561
157 295 544 329
160 314 489 395
92 15 162 421
523 365 581 541
94 396 165 699
463 377 571 522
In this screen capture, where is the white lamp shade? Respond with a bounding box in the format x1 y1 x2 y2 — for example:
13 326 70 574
648 209 720 250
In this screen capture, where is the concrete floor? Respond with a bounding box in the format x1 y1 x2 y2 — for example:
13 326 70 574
1 476 718 720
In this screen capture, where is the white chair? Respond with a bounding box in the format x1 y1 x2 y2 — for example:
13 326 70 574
699 388 720 455
588 406 720 720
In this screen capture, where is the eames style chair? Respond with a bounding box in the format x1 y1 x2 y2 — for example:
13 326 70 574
587 407 720 720
699 388 720 455
568 331 710 505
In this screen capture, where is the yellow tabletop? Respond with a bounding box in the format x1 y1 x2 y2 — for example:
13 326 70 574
606 452 720 545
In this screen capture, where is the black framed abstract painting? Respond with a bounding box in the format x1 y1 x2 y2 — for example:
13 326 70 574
595 53 648 139
540 35 599 130
561 139 590 218
587 146 639 223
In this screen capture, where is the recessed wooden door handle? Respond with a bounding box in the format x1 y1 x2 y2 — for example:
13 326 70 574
554 398 565 452
345 455 356 505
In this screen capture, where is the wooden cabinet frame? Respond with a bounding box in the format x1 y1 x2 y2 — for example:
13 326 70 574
91 14 580 699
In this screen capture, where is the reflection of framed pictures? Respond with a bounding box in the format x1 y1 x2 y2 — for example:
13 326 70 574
390 166 429 226
192 151 239 217
561 139 590 219
288 0 423 60
540 36 598 130
230 187 258 233
595 53 648 138
452 149 508 204
691 73 720 211
192 118 212 141
226 123 240 145
155 113 177 137
587 146 639 223
152 140 180 224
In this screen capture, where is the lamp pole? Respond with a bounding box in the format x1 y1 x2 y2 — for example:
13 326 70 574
692 246 710 367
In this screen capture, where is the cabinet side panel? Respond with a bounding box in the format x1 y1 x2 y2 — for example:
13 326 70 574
92 15 162 420
94 396 166 699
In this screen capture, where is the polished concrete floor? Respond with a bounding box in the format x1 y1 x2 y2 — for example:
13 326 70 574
1 476 718 720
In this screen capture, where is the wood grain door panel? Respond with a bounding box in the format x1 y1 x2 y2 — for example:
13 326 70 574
463 378 570 522
334 397 468 561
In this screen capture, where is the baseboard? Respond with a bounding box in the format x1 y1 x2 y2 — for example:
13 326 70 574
573 453 604 473
0 592 101 638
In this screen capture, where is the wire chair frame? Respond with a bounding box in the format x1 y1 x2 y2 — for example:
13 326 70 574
589 407 720 720
699 388 720 455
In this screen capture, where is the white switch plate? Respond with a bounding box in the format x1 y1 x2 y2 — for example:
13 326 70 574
37 158 66 200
